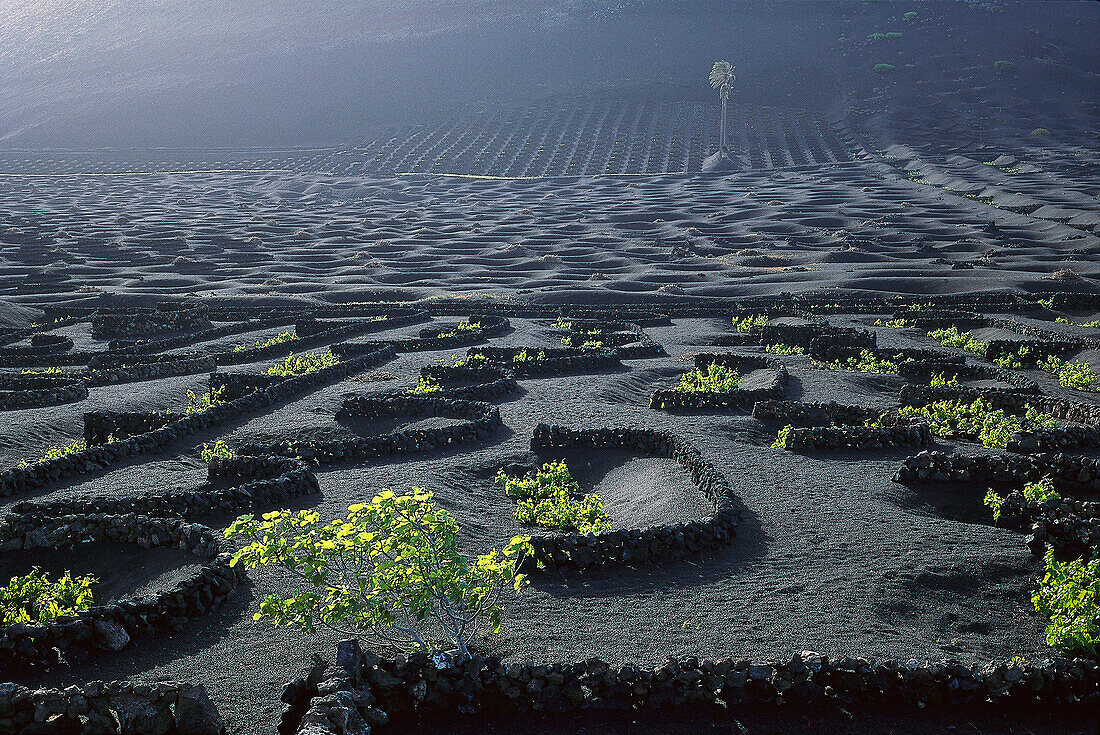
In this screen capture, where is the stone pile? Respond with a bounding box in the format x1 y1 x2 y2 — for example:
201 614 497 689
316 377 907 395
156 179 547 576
0 680 224 735
284 640 1100 735
894 451 1100 495
0 374 88 410
779 422 930 451
239 396 502 465
91 305 212 338
752 400 880 427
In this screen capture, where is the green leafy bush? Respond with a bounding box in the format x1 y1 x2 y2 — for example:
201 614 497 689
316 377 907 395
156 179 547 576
405 377 443 395
515 491 610 535
443 353 490 368
994 346 1032 369
873 63 896 74
764 343 804 356
226 490 531 658
982 489 1005 521
550 317 572 329
874 318 912 328
17 439 88 469
512 349 547 364
20 367 63 375
436 320 481 338
1033 550 1100 656
812 350 899 374
673 364 742 392
984 477 1059 522
201 439 235 463
266 352 340 377
929 372 960 387
772 425 794 449
495 461 576 500
1025 405 1058 429
928 326 987 356
185 385 226 415
1039 355 1097 390
1056 316 1100 327
559 335 603 348
0 568 96 626
899 397 1054 448
496 462 609 535
234 330 298 353
732 314 768 333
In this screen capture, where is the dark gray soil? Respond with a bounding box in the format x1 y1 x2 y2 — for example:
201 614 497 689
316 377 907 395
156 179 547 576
0 3 1097 733
2 314 1081 734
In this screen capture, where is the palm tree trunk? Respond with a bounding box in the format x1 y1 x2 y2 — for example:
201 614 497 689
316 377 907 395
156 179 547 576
720 96 728 156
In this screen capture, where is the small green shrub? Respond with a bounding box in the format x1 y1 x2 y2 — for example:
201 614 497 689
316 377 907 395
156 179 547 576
983 490 1005 521
984 477 1059 522
444 353 490 368
874 318 912 328
673 364 742 392
928 326 987 356
772 425 794 449
226 491 530 658
873 63 896 74
1024 477 1060 504
496 462 609 535
185 385 226 415
20 367 63 375
495 461 577 501
812 350 899 374
1038 297 1055 310
436 320 481 338
18 439 88 468
234 330 298 353
1056 317 1100 328
993 60 1014 73
0 568 96 626
201 440 235 463
994 345 1032 369
732 314 768 333
512 350 547 364
1025 405 1058 429
515 491 610 535
1038 356 1098 390
267 352 340 377
560 335 603 348
899 398 1054 448
550 317 572 329
903 11 918 21
1033 550 1100 656
764 343 805 356
405 377 443 395
929 372 960 387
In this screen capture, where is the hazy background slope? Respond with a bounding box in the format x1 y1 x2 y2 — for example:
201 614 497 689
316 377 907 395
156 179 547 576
0 1 1096 151
0 0 854 148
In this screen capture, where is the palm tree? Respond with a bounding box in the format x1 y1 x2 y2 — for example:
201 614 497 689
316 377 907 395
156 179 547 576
709 61 736 158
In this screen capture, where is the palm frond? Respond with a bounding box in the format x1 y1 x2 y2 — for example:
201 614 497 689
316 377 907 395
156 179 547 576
709 60 732 88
